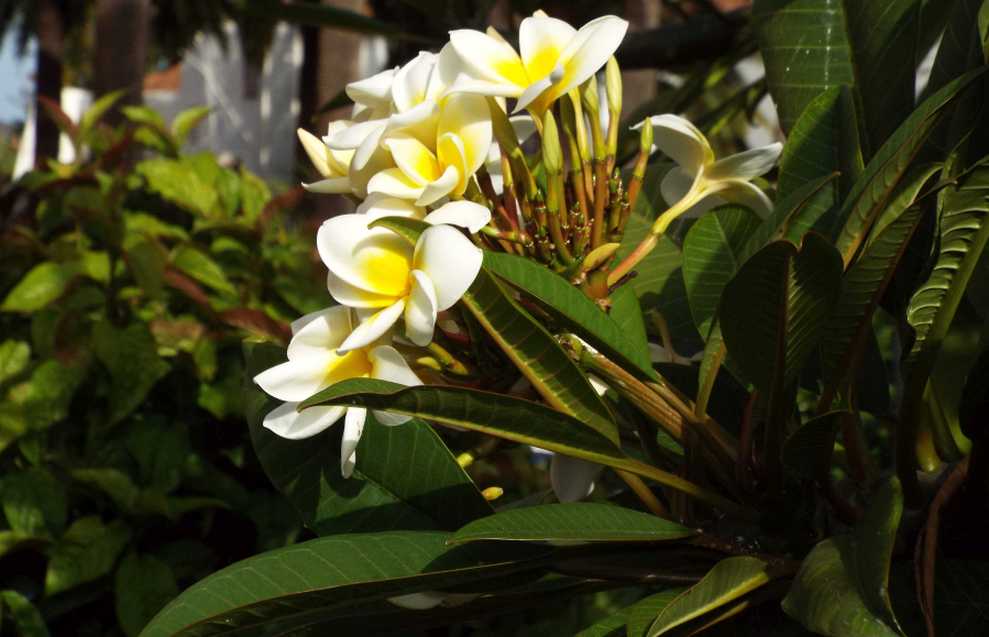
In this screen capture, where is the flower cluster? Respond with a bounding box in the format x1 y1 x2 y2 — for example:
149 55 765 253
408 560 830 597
255 9 782 480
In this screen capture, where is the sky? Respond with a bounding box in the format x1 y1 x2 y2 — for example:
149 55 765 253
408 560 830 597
0 30 36 124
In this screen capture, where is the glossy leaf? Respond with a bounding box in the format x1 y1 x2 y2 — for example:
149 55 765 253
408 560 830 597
783 478 904 636
574 588 687 637
646 556 772 636
302 379 743 514
140 531 545 637
449 503 695 545
484 251 655 379
740 173 840 261
608 285 653 376
461 267 619 444
834 70 986 264
720 234 843 392
682 205 762 336
782 412 845 480
244 342 491 535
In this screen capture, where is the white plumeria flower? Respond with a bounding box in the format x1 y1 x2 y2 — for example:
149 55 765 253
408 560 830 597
317 212 483 350
447 11 628 114
296 122 355 194
636 114 783 219
357 193 492 233
253 306 422 477
367 93 493 205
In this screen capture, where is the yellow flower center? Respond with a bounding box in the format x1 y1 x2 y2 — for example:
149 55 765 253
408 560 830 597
324 348 374 385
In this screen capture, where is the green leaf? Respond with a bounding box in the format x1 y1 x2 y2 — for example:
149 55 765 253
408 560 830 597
137 158 216 216
923 0 988 99
80 89 124 135
0 468 67 536
609 286 652 366
741 173 840 259
752 0 856 134
449 503 695 545
782 477 904 636
1 262 74 312
171 106 211 146
834 69 986 264
45 516 132 595
140 531 546 637
720 234 844 392
171 245 236 296
302 379 744 514
2 359 88 451
245 341 491 535
0 590 49 637
483 251 655 379
0 340 30 385
782 411 845 480
615 205 695 341
926 559 989 636
778 86 863 220
126 239 167 299
646 556 772 636
462 267 619 445
682 205 763 336
907 158 989 366
574 588 686 637
116 553 179 637
93 322 170 426
821 204 925 392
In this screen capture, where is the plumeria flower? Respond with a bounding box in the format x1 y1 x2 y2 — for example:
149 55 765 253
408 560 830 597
253 306 421 477
447 10 628 114
296 122 355 194
636 114 783 220
318 211 483 350
357 193 492 233
367 93 493 205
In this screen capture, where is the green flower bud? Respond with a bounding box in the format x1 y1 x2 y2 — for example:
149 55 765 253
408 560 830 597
542 110 563 176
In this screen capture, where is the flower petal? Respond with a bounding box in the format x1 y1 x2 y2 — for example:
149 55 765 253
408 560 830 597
340 406 367 477
393 52 436 112
327 119 386 150
288 306 353 358
263 402 346 440
254 356 332 403
337 299 406 353
369 344 422 386
439 94 493 178
357 192 424 220
297 128 330 176
424 200 491 233
384 135 442 184
519 13 575 81
443 77 524 99
416 164 461 206
350 123 386 172
513 75 554 114
413 225 483 310
367 167 426 200
641 114 713 176
706 143 783 182
715 180 774 218
346 67 396 109
449 28 527 88
552 16 628 98
404 270 438 346
660 165 699 207
388 592 445 610
317 213 413 297
302 177 352 194
550 455 602 502
427 43 463 100
327 271 399 309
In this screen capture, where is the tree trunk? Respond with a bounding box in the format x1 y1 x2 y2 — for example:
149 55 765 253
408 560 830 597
35 0 64 168
92 0 151 125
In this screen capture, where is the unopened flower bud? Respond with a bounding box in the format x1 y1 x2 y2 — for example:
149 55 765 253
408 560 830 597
482 486 504 501
542 110 563 176
638 116 654 157
605 57 622 115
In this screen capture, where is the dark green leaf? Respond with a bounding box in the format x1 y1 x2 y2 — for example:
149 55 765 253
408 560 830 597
783 478 904 636
720 234 844 392
646 557 772 636
449 503 694 545
782 412 845 480
0 590 49 637
624 588 690 637
116 553 179 637
682 205 762 335
94 322 170 426
484 251 655 379
0 468 67 536
45 516 132 595
140 531 546 637
301 379 744 514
